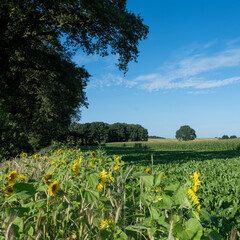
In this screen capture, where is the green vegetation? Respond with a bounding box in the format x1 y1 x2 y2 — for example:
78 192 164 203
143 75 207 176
176 125 197 141
65 122 148 145
0 0 149 159
1 140 239 239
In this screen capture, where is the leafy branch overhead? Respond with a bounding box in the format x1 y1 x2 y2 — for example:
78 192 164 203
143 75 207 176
0 0 149 159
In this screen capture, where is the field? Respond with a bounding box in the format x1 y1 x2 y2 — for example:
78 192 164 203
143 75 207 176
0 139 240 239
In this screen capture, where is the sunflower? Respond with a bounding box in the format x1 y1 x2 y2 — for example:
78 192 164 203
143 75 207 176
109 171 114 182
44 173 54 185
146 168 152 175
114 164 120 171
115 156 120 163
99 219 115 230
72 163 79 176
34 154 40 159
188 188 201 212
19 174 27 183
91 151 96 158
22 152 27 157
155 186 161 192
100 170 107 179
97 183 104 191
3 186 14 197
47 181 60 196
192 172 200 193
7 171 18 185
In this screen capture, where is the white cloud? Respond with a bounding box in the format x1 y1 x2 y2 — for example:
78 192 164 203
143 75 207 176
132 41 240 91
87 73 125 88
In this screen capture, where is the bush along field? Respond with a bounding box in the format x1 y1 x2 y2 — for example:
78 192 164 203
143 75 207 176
0 147 239 239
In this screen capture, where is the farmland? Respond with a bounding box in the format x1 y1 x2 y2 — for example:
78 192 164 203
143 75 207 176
0 139 240 239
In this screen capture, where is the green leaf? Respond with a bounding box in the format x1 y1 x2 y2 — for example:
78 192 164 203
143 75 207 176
150 207 159 220
173 222 184 237
190 209 200 220
86 173 99 189
83 189 99 203
150 227 157 238
173 186 187 205
125 224 149 232
153 174 162 187
180 218 203 240
12 183 37 199
161 195 173 209
126 214 145 218
140 192 151 205
28 226 34 236
13 217 24 232
13 183 36 195
142 175 153 188
207 230 223 240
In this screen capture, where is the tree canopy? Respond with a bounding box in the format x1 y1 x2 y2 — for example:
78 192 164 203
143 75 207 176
67 122 148 145
0 0 149 159
175 125 197 141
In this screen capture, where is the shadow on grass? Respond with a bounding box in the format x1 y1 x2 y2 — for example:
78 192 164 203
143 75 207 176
99 146 240 166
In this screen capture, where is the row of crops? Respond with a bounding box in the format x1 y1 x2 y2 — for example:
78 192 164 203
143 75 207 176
106 139 240 151
0 144 239 239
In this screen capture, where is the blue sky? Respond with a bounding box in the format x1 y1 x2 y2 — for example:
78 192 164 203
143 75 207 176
73 0 240 138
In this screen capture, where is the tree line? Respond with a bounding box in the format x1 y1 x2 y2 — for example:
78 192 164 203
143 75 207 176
57 122 148 146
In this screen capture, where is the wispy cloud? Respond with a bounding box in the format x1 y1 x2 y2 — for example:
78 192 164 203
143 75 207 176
131 41 240 91
87 73 125 88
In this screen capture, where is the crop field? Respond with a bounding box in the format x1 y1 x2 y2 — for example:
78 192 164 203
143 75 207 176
0 139 239 239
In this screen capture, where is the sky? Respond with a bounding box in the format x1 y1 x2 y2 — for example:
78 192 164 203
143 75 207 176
72 0 240 138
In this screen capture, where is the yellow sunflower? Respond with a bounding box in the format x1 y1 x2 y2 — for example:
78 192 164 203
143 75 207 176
100 170 108 179
34 154 40 159
44 173 54 185
3 186 14 197
146 168 152 175
91 151 96 158
7 171 18 185
47 181 60 197
72 163 79 176
19 174 27 183
109 171 114 182
100 219 115 230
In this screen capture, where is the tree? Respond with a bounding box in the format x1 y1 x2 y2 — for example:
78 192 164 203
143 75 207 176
0 0 149 159
176 125 196 141
221 135 229 139
230 135 237 139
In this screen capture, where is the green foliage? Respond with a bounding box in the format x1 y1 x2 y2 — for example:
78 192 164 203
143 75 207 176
0 148 205 239
176 125 197 141
66 122 148 145
0 0 149 159
221 135 229 139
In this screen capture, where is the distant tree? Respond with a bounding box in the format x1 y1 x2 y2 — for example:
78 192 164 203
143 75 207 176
221 135 229 139
89 122 109 144
69 122 148 144
230 135 237 139
148 136 166 139
175 125 196 141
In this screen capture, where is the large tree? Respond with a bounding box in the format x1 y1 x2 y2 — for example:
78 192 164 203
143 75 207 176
0 0 149 158
175 125 197 141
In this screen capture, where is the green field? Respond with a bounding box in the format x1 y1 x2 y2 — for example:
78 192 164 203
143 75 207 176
0 139 240 239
